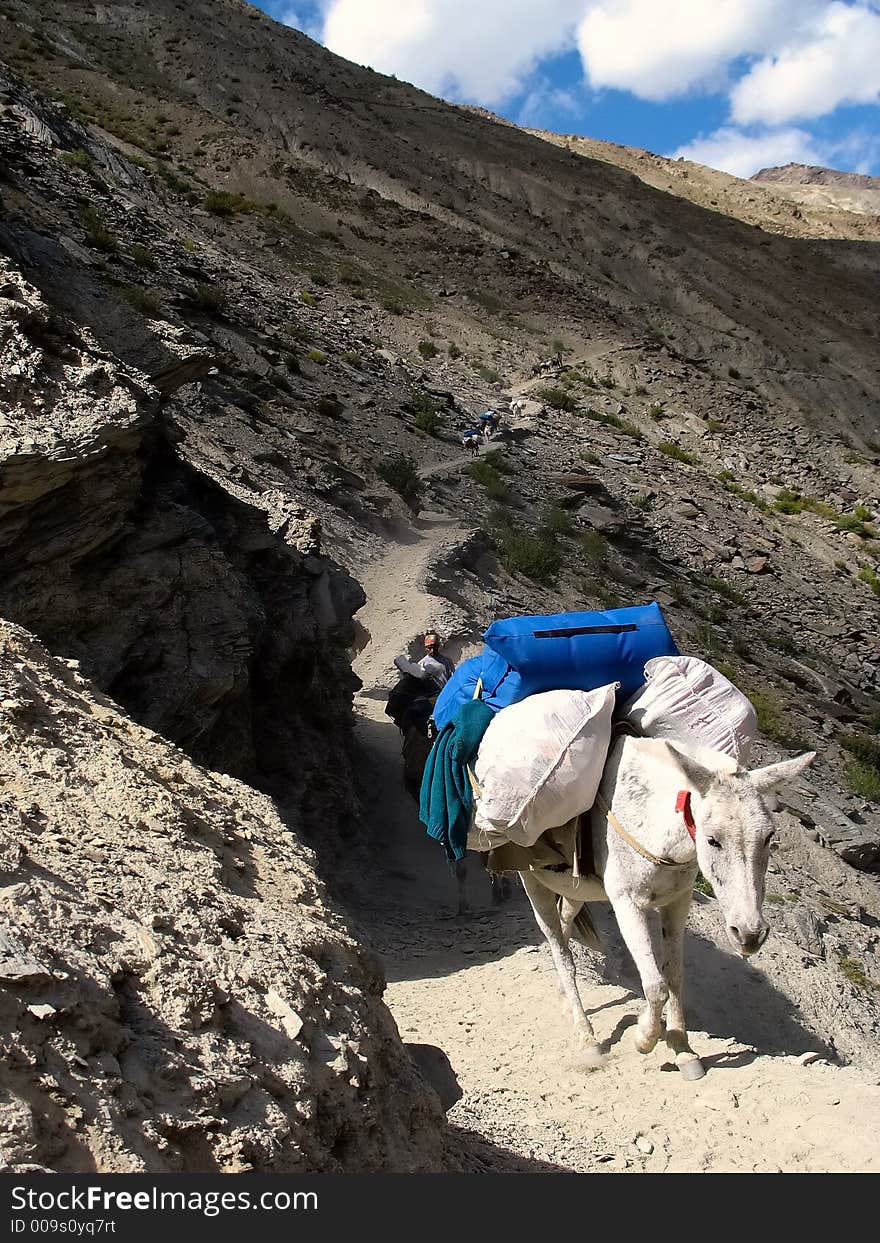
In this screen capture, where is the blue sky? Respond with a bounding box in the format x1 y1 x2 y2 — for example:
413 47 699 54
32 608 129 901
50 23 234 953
257 1 880 178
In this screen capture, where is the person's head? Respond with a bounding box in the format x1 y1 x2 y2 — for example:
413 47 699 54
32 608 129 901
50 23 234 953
424 633 441 655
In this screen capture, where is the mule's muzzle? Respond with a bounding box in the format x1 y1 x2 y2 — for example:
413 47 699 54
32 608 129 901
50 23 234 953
727 922 769 957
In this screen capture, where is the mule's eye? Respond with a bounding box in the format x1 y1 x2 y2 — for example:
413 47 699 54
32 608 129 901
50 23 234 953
707 837 722 849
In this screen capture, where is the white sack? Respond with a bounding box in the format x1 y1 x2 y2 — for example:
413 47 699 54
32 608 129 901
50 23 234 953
621 655 757 764
471 684 616 849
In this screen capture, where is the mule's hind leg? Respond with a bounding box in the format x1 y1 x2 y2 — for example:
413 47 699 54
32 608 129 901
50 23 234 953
520 872 602 1065
608 895 667 1055
559 897 582 947
660 890 705 1080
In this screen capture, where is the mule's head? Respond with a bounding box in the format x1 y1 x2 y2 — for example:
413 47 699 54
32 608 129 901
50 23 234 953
672 747 816 957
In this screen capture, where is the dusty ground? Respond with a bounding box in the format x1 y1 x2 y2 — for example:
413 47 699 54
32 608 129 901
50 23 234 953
346 507 880 1175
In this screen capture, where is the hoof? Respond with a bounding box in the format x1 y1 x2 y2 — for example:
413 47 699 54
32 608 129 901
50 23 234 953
678 1056 706 1081
635 1031 660 1055
581 1043 605 1070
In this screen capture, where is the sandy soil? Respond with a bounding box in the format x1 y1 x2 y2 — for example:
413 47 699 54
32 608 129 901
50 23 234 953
347 502 880 1174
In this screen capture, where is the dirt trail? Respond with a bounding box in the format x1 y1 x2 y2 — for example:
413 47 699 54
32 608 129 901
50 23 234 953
347 515 880 1173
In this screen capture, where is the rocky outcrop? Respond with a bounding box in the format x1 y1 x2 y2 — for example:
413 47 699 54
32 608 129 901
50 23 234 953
0 265 364 843
0 621 445 1172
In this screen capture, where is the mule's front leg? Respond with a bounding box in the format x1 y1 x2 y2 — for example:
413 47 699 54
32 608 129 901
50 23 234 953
660 890 705 1080
520 872 602 1066
609 896 667 1055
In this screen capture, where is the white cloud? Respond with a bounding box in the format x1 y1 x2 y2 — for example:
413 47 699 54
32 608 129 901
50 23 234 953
671 122 880 178
731 3 880 124
517 82 581 129
575 0 823 99
319 0 583 105
671 126 826 177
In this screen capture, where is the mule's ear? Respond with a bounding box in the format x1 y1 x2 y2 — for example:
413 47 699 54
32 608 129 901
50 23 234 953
666 743 716 795
749 751 816 794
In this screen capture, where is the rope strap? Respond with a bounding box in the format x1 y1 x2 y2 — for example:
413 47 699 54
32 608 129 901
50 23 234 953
594 793 692 868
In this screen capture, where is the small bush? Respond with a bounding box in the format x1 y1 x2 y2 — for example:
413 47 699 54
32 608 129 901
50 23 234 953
481 449 516 474
80 207 117 253
306 349 327 365
632 493 654 510
658 441 698 465
298 291 317 307
474 362 501 384
537 386 578 412
120 285 162 315
647 403 665 420
600 375 616 389
418 339 439 359
190 282 227 313
706 418 725 433
413 408 444 436
318 395 342 418
584 408 642 439
181 238 199 253
469 460 509 501
128 243 155 268
693 875 714 898
283 352 300 374
60 148 93 168
341 352 363 368
284 323 311 343
858 567 880 596
381 297 403 315
838 732 880 769
203 190 254 216
540 505 574 537
377 453 421 507
492 523 560 584
580 530 607 565
448 342 462 359
838 955 878 991
310 271 330 287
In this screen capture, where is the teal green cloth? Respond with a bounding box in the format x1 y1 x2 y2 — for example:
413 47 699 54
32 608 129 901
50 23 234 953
419 699 494 862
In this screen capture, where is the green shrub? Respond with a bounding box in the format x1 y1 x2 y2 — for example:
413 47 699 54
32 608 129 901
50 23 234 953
418 339 439 359
381 297 403 315
658 441 698 465
190 282 227 313
580 530 607 566
837 955 878 991
469 460 509 501
448 342 462 359
318 395 342 418
600 375 616 389
492 524 560 584
838 732 880 769
413 408 444 435
537 386 578 412
647 403 665 420
203 190 254 216
60 148 93 168
119 285 162 315
310 271 330 287
693 875 714 898
584 408 642 439
181 238 199 253
128 243 155 268
298 291 317 307
80 207 117 252
341 352 363 368
706 418 725 433
474 362 501 384
284 322 311 343
377 454 421 507
283 352 300 373
858 567 880 595
306 349 327 365
540 506 574 537
481 449 516 474
632 493 654 510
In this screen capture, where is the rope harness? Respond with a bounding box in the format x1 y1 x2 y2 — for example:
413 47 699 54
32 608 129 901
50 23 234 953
594 790 697 868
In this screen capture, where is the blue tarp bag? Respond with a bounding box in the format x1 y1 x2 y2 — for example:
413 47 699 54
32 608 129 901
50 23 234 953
482 602 678 700
431 649 522 732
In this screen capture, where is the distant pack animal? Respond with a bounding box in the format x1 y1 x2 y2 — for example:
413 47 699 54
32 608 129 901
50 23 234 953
516 734 815 1079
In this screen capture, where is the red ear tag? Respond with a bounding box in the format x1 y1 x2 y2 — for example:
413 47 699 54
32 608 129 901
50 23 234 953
676 790 697 841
